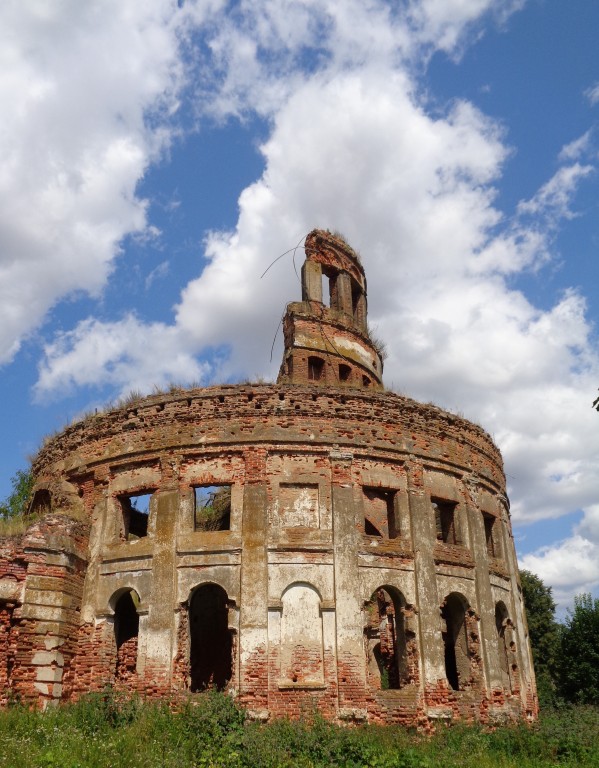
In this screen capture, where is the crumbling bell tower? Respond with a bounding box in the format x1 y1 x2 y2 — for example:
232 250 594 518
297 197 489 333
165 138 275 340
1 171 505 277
277 229 384 389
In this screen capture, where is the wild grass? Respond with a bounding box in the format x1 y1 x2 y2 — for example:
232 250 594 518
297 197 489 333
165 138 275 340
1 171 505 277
366 324 388 362
0 515 37 537
0 690 597 768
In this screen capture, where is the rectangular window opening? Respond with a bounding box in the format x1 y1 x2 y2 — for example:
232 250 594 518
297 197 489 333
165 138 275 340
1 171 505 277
351 282 361 316
194 485 231 532
308 356 325 381
483 513 496 557
321 273 331 307
120 492 153 540
363 488 398 539
433 499 458 545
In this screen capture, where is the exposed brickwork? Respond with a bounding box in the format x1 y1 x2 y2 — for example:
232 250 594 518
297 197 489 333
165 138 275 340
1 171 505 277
115 637 138 684
0 602 18 705
0 230 537 724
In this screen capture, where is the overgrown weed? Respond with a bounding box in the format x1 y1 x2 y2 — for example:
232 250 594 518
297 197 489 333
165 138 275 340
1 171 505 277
0 693 597 768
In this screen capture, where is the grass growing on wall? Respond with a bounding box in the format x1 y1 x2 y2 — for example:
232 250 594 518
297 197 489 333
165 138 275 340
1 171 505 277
0 690 598 768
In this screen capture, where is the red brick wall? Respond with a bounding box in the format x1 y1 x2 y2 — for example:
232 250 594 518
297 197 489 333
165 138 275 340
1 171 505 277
11 384 534 724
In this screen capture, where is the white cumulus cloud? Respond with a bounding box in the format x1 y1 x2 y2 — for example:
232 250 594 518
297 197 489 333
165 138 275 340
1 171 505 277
4 0 599 608
585 81 599 106
517 163 594 222
35 315 209 398
558 130 593 162
0 0 221 364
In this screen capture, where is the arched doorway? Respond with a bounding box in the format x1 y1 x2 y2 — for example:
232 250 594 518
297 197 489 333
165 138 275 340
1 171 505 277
0 601 17 699
495 602 512 691
113 590 139 681
189 583 232 691
365 587 410 689
441 593 470 691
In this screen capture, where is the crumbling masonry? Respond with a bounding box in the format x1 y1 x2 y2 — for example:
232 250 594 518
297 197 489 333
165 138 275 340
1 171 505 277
0 230 537 724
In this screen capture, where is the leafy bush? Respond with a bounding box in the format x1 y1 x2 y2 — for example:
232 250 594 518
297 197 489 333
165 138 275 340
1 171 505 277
557 594 599 705
0 469 33 520
72 687 143 734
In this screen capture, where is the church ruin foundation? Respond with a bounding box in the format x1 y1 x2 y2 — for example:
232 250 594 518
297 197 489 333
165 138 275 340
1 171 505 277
0 230 537 725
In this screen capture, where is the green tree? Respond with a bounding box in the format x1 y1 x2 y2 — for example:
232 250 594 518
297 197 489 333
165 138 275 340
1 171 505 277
0 468 34 519
519 569 560 706
557 593 599 704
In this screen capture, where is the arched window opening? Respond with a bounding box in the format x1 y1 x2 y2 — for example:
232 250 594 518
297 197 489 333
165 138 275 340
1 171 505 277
339 364 352 382
308 356 325 381
441 593 470 691
365 587 410 690
189 584 232 692
114 590 139 681
362 375 371 387
495 602 512 691
29 489 51 517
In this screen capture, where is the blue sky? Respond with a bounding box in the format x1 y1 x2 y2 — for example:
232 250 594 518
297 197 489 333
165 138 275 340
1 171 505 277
1 0 598 611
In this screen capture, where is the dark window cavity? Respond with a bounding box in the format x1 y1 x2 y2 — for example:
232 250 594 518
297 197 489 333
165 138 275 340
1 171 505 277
483 512 498 557
119 492 153 540
29 489 52 517
363 488 398 539
308 356 325 381
433 499 459 545
114 590 139 680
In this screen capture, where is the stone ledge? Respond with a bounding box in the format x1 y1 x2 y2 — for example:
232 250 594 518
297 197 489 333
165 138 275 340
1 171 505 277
277 680 326 690
338 707 367 722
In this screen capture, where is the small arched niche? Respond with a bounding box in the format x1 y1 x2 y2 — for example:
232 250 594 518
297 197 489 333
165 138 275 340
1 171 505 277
495 601 512 691
29 489 51 517
365 587 410 690
338 363 352 383
111 588 140 681
280 582 324 685
189 583 233 692
308 356 325 382
441 592 471 691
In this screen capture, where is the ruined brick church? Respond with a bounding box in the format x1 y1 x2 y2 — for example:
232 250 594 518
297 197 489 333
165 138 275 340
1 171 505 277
0 230 537 724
